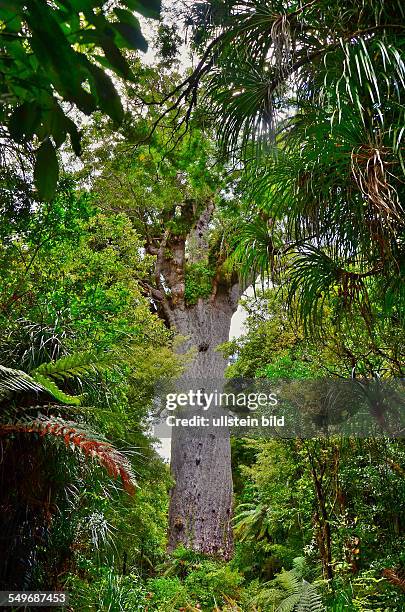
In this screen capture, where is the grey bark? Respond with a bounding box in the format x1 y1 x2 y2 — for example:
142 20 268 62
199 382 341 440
167 290 239 559
144 201 245 558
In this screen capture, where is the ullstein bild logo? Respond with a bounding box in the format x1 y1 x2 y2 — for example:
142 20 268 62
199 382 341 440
165 413 285 428
163 389 284 429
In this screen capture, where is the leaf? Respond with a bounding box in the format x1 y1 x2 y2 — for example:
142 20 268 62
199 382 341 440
124 0 161 19
64 116 82 156
113 7 140 28
32 373 82 406
32 351 112 381
45 104 69 147
42 101 82 155
9 102 42 142
2 10 21 32
99 36 132 79
26 4 93 111
87 63 124 123
113 13 148 53
34 138 59 201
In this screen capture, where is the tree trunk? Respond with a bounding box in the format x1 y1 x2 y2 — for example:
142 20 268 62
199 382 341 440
167 291 236 559
143 198 244 558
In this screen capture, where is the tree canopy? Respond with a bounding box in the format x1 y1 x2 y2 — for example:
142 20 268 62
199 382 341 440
0 0 160 199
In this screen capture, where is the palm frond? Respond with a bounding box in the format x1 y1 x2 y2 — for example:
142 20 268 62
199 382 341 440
0 365 44 399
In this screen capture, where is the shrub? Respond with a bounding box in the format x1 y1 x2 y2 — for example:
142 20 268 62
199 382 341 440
146 576 190 611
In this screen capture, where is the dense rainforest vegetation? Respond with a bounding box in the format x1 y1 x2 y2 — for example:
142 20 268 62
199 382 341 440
0 0 404 610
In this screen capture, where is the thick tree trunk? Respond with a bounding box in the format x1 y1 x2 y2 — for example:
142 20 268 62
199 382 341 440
167 292 236 559
143 198 244 559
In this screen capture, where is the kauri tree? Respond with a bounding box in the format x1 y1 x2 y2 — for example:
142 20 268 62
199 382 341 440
83 86 250 557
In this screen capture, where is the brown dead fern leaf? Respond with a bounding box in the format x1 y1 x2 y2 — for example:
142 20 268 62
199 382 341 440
0 417 137 494
382 568 405 592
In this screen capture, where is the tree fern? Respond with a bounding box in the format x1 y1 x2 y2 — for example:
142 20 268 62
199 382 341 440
0 360 136 494
295 581 325 612
232 502 273 541
253 558 325 612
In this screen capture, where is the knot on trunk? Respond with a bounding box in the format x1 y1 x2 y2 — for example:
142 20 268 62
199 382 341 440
174 516 184 530
198 342 209 352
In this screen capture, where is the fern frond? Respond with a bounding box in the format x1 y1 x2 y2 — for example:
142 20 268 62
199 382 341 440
32 351 111 382
31 373 82 406
253 586 285 606
292 557 308 577
252 555 324 612
0 364 82 406
0 417 137 494
295 580 325 612
276 592 301 612
276 569 302 595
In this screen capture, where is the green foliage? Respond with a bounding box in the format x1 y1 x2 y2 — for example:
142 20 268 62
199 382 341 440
30 371 83 405
252 558 325 612
33 350 110 381
147 547 244 611
231 438 314 582
222 288 321 380
233 502 273 542
0 186 170 366
184 261 216 304
66 566 148 611
0 176 177 591
257 355 314 380
34 138 59 201
146 576 190 610
223 285 403 380
0 0 160 199
327 568 405 611
192 0 405 351
229 434 405 610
